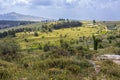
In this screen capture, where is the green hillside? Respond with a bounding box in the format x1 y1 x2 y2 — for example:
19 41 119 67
0 20 120 80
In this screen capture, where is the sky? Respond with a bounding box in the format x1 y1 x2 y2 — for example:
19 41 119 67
0 0 120 20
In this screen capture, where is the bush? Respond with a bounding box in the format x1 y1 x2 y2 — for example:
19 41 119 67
0 68 12 80
0 39 20 61
52 48 70 57
34 32 39 36
0 60 15 80
114 49 120 55
48 68 68 75
67 64 81 74
60 39 70 49
43 42 56 52
115 42 120 47
41 36 45 39
77 50 93 59
38 43 42 49
107 35 116 40
24 38 29 42
43 43 51 52
101 60 120 79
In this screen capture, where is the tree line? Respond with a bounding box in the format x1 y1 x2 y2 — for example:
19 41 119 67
41 20 82 32
0 28 33 38
0 19 82 38
0 20 36 29
53 20 82 29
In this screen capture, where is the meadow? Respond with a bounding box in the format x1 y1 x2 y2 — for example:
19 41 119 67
15 26 99 49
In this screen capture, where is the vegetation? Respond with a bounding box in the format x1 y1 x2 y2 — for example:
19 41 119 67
0 20 120 80
0 38 20 61
0 20 36 29
52 20 82 29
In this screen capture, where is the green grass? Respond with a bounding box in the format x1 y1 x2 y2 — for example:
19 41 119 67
14 26 101 49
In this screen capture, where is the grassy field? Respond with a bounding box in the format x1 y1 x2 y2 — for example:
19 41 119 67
14 23 104 49
16 27 98 48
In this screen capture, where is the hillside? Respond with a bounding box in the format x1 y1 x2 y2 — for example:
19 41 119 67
0 12 53 29
0 20 120 80
0 20 37 29
0 12 48 21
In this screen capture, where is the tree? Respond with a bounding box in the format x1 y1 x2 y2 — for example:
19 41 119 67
2 31 8 37
34 32 39 36
53 20 82 29
93 20 96 25
8 29 16 37
92 35 98 50
41 25 48 32
48 28 53 32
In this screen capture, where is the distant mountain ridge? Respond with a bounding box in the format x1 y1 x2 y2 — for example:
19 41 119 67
0 12 48 21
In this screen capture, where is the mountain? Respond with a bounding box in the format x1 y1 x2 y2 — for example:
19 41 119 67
0 12 48 21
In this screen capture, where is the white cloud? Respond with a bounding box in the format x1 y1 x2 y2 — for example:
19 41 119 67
12 0 30 5
0 0 119 9
66 0 76 3
77 0 120 9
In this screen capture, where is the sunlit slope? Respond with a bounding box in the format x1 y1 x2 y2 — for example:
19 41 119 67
0 21 107 50
15 26 105 49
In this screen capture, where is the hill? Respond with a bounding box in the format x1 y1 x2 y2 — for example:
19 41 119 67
0 20 120 80
0 12 48 21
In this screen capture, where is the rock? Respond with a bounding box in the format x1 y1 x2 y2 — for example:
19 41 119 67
98 54 120 60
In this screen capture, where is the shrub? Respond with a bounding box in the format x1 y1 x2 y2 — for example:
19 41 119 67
108 39 112 44
116 34 120 38
107 35 116 40
60 39 70 49
38 43 42 49
34 32 39 36
115 42 120 47
114 49 120 55
24 38 29 42
101 60 120 79
41 36 45 39
67 64 81 74
0 68 12 80
0 60 15 80
52 48 70 56
0 39 20 61
43 43 51 52
48 68 68 75
77 50 93 59
67 47 77 55
48 28 53 32
43 42 55 52
98 44 104 48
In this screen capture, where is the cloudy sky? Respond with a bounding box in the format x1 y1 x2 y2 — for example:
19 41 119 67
0 0 120 20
